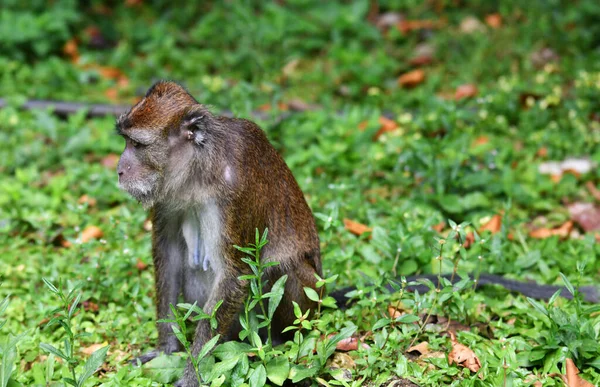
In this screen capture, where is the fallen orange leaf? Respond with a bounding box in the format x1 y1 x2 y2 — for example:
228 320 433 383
136 258 149 271
336 337 370 351
455 84 478 100
81 226 103 243
529 221 573 239
536 147 548 158
565 358 595 387
105 88 119 102
397 19 439 34
373 116 398 140
398 69 426 88
407 342 430 355
479 214 502 234
472 136 489 147
485 14 502 29
343 219 372 237
585 181 600 202
62 38 79 63
448 332 481 373
432 221 445 233
78 194 97 207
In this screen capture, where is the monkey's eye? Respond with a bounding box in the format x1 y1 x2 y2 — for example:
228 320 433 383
130 139 142 148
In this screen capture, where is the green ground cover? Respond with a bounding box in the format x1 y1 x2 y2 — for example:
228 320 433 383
1 1 600 385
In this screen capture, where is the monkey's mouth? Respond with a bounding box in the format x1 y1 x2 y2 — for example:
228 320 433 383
117 180 157 207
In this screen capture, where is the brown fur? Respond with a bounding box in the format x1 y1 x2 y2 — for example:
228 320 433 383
116 81 321 386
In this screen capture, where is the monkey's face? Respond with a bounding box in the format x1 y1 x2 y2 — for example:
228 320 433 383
116 134 165 207
115 81 213 208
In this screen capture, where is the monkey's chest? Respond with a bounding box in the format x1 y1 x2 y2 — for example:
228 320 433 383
180 202 223 305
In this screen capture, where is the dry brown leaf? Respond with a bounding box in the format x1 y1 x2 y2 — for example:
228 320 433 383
78 194 97 207
336 337 370 351
398 69 425 88
471 136 489 147
97 66 124 80
565 358 595 387
105 88 119 102
82 300 99 312
343 218 372 237
410 44 435 66
586 181 600 202
529 221 573 239
81 226 103 243
448 332 481 373
101 153 119 169
397 19 439 34
407 342 430 355
462 231 475 248
62 38 79 63
536 147 548 158
568 202 600 232
136 258 149 271
328 352 356 370
479 214 502 234
485 14 502 29
373 116 399 140
432 221 445 233
455 84 478 100
409 54 433 66
81 343 108 356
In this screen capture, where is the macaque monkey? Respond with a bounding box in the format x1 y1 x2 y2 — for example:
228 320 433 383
116 81 321 386
116 81 599 386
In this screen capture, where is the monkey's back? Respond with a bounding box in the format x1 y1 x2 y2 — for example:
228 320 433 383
216 117 321 275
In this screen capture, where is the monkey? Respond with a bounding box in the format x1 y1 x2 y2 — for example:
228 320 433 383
116 81 598 386
116 81 321 386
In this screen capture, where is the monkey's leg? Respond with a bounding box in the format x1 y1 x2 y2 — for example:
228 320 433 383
133 223 184 365
176 275 247 387
271 262 319 343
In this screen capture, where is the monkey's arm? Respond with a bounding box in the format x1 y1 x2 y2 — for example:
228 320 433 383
133 214 185 364
330 273 599 307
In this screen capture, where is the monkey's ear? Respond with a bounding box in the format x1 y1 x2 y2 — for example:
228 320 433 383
180 107 207 146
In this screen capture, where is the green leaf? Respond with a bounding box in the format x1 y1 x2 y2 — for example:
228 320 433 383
77 345 109 387
39 343 68 361
268 275 288 320
527 298 549 317
266 356 290 386
249 364 267 387
559 272 575 296
396 314 420 324
372 318 391 331
1 345 17 387
289 364 318 383
209 357 240 380
144 354 186 383
68 293 81 320
304 287 320 302
197 334 221 362
42 278 59 294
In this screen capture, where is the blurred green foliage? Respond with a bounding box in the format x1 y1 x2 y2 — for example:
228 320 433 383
1 0 600 385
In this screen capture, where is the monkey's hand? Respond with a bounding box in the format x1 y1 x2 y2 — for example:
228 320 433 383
130 341 182 366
